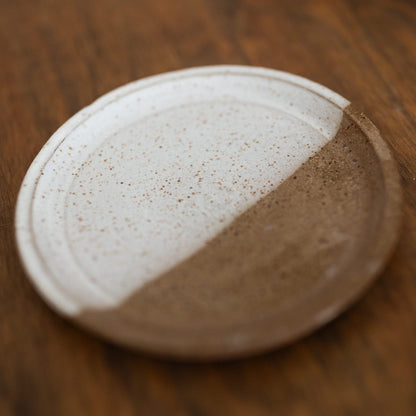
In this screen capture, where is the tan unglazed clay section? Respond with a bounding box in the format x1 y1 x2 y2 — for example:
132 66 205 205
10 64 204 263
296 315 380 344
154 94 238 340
77 106 400 358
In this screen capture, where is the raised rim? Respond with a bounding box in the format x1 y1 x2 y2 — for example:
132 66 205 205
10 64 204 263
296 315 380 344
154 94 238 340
15 66 402 360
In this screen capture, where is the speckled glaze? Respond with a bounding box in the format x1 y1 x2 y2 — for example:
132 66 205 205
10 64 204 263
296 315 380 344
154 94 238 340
15 66 401 360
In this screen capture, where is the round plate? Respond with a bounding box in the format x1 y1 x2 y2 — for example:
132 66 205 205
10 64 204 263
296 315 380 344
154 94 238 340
16 66 401 360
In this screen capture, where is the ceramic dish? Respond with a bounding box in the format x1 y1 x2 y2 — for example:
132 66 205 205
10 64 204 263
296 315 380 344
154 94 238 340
15 66 401 360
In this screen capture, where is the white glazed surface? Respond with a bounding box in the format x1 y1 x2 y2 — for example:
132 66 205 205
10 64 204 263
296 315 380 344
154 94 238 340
16 66 349 315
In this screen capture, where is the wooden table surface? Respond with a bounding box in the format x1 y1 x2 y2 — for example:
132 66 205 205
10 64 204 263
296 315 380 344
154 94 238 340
1 0 415 414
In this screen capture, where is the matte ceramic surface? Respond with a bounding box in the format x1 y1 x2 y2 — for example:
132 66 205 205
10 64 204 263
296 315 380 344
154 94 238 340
15 66 401 359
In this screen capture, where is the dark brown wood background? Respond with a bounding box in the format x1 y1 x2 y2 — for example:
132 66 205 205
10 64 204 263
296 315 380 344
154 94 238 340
1 0 415 414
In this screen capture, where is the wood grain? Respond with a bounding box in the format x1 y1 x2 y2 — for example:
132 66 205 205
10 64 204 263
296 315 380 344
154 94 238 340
0 0 415 414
